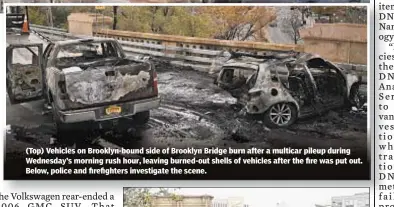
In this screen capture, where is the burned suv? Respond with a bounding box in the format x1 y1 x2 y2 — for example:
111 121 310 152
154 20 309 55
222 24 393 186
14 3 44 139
215 52 365 128
6 38 160 142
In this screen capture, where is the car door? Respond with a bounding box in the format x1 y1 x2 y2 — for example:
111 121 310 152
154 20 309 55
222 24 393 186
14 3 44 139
304 58 346 107
42 43 54 69
6 43 44 104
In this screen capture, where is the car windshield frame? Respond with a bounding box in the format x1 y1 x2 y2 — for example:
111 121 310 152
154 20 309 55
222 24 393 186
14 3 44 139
52 40 124 69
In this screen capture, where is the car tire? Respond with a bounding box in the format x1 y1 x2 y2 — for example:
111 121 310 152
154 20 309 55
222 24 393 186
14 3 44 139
52 104 75 147
263 102 298 128
349 83 364 109
133 111 150 125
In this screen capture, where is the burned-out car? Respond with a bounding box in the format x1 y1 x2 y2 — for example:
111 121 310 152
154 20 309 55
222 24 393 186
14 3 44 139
215 52 366 128
6 38 160 142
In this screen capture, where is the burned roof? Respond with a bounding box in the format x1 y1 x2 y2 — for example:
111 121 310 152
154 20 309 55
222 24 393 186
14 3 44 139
292 53 322 65
228 51 300 59
223 51 302 69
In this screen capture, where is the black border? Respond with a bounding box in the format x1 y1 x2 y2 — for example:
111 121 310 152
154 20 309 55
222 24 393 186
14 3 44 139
4 152 370 180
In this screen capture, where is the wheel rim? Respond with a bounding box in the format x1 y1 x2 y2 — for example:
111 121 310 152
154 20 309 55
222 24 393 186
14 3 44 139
269 103 292 126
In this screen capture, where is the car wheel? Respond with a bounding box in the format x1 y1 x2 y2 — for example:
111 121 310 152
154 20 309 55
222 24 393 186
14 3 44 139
263 103 297 128
133 111 150 125
349 83 364 109
52 104 75 147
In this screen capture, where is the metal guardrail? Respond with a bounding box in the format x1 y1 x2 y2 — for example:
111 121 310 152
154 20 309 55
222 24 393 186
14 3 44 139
94 28 305 71
31 24 67 33
31 24 85 39
30 24 367 78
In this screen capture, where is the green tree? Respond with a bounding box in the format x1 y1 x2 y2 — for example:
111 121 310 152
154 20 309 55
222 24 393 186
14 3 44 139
28 7 46 25
163 7 215 37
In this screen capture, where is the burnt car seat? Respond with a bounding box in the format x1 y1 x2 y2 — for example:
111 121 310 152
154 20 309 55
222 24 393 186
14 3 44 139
288 72 313 104
288 76 305 97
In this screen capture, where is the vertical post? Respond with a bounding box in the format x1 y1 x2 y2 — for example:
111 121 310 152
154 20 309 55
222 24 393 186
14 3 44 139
102 10 104 30
95 9 98 32
348 41 351 64
113 6 118 30
47 7 54 27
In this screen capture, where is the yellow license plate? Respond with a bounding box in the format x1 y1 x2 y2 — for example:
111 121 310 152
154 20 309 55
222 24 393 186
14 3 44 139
105 106 122 115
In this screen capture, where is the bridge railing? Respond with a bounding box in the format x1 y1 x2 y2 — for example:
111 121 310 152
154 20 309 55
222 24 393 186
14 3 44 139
30 24 367 80
94 29 308 72
31 24 86 40
31 24 67 33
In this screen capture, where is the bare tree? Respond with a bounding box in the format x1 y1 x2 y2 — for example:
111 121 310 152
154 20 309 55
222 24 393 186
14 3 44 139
282 9 303 44
208 7 275 41
124 188 152 207
291 6 311 26
123 188 180 207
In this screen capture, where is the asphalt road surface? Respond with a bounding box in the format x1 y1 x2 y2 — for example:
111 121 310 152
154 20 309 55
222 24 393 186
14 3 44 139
5 33 368 176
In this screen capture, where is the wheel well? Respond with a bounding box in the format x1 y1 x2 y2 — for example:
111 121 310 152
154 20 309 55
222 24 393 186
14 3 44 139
283 101 299 118
287 101 297 109
286 102 299 114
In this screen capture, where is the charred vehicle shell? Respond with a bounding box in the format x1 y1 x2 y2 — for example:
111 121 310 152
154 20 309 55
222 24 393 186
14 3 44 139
216 52 366 128
7 38 160 143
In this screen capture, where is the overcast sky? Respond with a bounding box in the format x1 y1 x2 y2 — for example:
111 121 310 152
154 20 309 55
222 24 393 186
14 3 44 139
152 188 368 207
